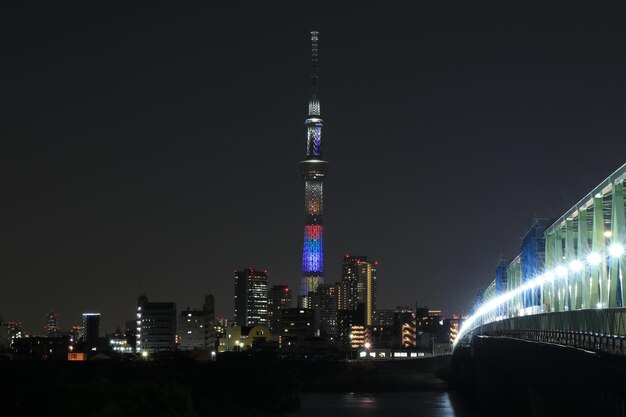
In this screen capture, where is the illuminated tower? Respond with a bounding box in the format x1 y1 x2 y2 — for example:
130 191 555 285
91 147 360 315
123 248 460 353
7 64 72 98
299 31 329 306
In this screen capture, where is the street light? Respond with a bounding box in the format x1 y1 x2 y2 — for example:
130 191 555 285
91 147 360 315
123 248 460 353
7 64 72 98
587 252 602 265
609 243 624 258
570 260 583 272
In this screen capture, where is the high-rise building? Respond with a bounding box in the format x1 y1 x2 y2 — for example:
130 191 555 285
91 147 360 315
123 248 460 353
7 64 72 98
44 311 61 338
339 255 378 326
299 31 329 307
234 268 268 327
81 313 100 349
317 284 339 339
268 285 292 334
137 295 176 353
178 295 216 351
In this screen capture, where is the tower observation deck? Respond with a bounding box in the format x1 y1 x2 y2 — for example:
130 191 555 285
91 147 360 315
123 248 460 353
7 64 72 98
299 31 328 306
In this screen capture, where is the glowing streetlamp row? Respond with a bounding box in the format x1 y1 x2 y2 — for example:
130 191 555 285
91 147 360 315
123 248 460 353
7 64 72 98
454 243 624 347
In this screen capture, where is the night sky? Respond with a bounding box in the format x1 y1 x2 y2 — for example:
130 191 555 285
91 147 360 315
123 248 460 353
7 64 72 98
4 3 626 333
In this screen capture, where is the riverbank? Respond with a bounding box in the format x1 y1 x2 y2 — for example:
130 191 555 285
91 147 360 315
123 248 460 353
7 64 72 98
0 354 453 416
293 355 451 392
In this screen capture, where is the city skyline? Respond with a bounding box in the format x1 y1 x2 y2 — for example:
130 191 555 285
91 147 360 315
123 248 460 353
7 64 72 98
4 3 626 333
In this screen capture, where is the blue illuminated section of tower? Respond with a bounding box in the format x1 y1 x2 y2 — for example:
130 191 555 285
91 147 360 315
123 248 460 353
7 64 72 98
299 31 329 304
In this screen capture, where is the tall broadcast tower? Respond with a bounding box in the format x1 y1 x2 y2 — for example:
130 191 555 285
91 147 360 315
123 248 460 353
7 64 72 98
299 31 329 307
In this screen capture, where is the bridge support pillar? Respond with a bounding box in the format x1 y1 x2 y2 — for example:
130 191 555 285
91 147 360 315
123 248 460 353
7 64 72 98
610 181 624 308
591 195 605 308
577 208 588 309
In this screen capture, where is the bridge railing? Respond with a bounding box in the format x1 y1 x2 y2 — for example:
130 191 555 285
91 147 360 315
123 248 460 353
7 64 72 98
459 308 626 356
481 328 626 356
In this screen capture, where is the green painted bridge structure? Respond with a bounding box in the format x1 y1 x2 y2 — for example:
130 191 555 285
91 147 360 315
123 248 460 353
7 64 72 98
455 162 626 354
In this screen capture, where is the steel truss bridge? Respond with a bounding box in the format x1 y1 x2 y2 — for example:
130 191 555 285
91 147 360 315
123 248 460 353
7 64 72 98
455 162 626 354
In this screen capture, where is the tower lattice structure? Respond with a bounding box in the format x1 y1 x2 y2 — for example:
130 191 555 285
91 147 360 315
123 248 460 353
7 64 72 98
299 31 328 305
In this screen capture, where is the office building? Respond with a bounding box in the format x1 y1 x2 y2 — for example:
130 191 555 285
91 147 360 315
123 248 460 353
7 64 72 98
317 284 339 339
44 311 61 338
1 321 22 350
280 308 315 347
81 313 100 349
178 295 216 351
137 295 176 353
268 285 292 334
234 268 268 327
12 336 69 360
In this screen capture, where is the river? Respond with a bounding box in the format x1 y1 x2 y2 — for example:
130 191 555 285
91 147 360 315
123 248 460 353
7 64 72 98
290 391 482 417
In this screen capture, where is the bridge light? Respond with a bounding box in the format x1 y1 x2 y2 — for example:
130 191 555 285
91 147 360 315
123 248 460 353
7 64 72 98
587 252 602 265
570 260 583 272
556 266 568 278
609 243 624 258
596 302 603 309
544 271 555 281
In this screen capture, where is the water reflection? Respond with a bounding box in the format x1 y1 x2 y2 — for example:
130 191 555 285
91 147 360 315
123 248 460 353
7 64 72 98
290 391 481 417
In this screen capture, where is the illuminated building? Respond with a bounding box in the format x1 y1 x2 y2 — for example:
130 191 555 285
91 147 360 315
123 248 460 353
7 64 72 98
348 325 367 350
213 316 229 351
81 313 100 349
136 295 176 353
268 285 292 334
13 336 70 360
178 295 216 351
1 321 22 350
109 337 133 353
339 255 378 326
338 305 367 349
234 268 268 327
280 308 315 348
69 325 82 345
299 31 329 307
44 311 61 338
67 352 86 361
124 320 137 351
317 284 339 339
371 307 415 349
445 317 462 344
224 324 271 351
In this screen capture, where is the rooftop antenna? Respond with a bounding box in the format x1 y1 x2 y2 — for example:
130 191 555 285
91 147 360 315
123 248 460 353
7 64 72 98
311 31 319 98
308 31 320 116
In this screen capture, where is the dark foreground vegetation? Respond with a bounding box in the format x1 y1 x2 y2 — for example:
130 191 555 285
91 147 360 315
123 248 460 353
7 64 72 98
0 354 451 417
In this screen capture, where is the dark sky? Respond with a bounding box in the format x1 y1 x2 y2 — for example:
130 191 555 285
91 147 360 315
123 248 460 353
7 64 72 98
3 3 626 333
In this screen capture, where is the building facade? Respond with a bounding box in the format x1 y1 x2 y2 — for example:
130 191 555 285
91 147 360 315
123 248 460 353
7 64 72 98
178 295 216 351
137 295 176 353
44 311 61 338
268 285 292 335
338 255 378 327
234 268 269 327
81 313 100 349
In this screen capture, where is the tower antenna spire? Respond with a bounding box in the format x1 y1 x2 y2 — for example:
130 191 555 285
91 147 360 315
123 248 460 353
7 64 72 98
310 31 319 99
